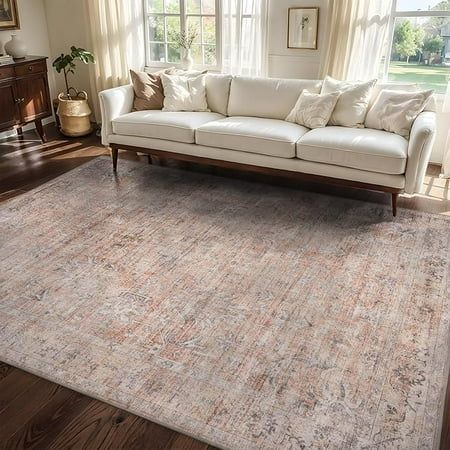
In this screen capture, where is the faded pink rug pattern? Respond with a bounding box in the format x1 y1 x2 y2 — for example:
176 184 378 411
1 157 449 449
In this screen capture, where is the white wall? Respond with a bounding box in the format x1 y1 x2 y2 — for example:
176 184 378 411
44 0 92 101
267 0 328 79
0 0 56 139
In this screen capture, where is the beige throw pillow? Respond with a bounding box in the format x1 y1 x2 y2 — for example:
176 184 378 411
286 90 340 129
321 76 377 128
365 89 434 138
130 69 170 111
161 72 210 112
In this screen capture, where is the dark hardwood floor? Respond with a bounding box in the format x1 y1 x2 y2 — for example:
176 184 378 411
0 362 214 450
0 124 449 449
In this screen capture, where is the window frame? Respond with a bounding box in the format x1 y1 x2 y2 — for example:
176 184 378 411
383 0 450 96
144 0 222 71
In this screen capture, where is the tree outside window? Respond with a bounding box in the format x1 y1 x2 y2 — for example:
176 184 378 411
385 0 450 94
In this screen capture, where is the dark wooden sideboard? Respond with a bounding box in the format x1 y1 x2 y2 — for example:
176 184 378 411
0 56 52 142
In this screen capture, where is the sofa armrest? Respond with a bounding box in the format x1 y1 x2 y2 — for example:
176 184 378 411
98 85 134 146
404 111 437 195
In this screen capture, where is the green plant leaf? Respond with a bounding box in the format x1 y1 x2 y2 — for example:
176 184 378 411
52 47 95 74
52 46 95 93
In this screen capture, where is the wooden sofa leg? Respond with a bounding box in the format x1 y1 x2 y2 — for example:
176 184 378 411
111 146 118 171
147 155 153 165
391 193 398 217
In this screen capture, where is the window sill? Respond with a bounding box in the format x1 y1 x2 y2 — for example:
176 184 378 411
145 62 222 73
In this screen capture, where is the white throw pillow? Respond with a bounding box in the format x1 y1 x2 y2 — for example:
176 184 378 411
321 76 377 128
365 89 434 138
161 73 210 112
286 90 340 129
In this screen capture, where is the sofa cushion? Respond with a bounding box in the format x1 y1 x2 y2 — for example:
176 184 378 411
196 116 309 158
206 73 232 115
112 111 224 143
297 127 408 174
227 76 322 120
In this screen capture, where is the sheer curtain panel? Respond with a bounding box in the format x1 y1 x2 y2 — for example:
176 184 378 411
83 0 145 119
320 0 393 80
221 0 269 77
441 81 450 178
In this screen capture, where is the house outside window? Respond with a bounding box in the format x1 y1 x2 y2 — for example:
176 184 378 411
383 0 450 96
145 0 220 69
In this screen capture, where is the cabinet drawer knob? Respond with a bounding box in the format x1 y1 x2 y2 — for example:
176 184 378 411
28 66 33 71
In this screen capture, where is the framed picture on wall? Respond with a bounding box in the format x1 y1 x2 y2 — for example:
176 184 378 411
0 0 20 30
287 7 319 49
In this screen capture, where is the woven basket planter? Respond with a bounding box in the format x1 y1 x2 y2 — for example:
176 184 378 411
57 91 93 137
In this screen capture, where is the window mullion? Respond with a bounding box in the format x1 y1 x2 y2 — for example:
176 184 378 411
200 3 205 64
180 0 187 33
383 0 398 80
160 0 167 62
215 0 221 70
236 0 242 67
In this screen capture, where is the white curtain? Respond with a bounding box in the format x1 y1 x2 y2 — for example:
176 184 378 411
441 80 450 178
83 0 145 119
320 0 393 80
221 0 269 77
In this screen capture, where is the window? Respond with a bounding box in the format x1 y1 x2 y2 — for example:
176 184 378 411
145 0 220 68
384 0 450 95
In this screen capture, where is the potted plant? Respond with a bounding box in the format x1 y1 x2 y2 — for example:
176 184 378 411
53 46 95 137
171 26 198 70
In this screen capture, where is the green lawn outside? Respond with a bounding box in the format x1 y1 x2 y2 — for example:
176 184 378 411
388 62 450 94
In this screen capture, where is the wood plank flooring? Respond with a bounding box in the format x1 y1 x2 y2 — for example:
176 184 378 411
0 124 449 449
0 363 214 450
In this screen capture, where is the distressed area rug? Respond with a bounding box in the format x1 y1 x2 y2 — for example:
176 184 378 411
1 157 449 450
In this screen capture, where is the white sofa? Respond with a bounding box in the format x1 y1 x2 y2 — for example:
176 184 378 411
99 75 437 216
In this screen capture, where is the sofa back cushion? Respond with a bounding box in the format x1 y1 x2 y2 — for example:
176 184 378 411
227 76 322 120
206 73 232 115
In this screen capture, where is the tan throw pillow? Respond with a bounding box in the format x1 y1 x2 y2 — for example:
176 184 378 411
365 89 434 138
286 90 340 129
130 69 168 111
321 76 377 128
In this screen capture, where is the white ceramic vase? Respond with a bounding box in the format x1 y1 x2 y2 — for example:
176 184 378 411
4 34 27 59
181 48 194 71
